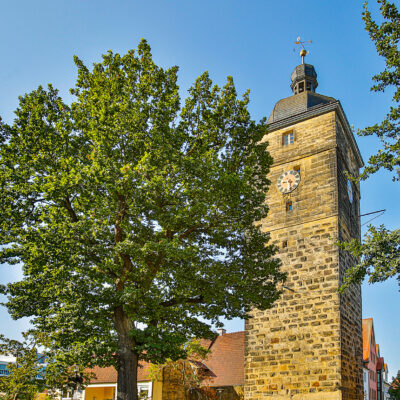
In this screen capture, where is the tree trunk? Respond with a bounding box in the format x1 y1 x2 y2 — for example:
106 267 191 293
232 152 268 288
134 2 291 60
114 306 138 400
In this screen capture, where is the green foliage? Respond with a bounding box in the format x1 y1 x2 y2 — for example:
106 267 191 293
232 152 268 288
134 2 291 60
148 338 209 381
339 225 400 290
0 332 91 400
389 370 400 399
0 39 283 398
360 0 400 181
0 333 43 400
340 1 400 290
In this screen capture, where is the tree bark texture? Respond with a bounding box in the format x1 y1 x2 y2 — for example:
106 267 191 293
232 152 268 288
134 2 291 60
114 306 138 400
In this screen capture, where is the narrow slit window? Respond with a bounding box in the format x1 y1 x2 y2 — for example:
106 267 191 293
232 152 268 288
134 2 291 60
282 240 288 248
283 132 294 146
286 201 293 212
298 82 304 93
293 165 301 175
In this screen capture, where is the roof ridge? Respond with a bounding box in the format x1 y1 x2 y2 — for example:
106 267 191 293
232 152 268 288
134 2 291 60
219 330 244 336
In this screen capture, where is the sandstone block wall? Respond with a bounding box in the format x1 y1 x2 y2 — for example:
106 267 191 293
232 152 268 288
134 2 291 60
336 118 363 400
244 111 363 400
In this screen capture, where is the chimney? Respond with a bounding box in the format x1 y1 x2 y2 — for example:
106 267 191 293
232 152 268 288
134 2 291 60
217 328 226 336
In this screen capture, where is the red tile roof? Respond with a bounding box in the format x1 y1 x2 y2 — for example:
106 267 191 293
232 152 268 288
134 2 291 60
199 339 213 350
202 331 244 387
87 366 117 384
87 361 151 384
362 318 373 361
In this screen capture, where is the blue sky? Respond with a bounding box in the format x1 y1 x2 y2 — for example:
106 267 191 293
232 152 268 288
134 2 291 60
1 0 399 379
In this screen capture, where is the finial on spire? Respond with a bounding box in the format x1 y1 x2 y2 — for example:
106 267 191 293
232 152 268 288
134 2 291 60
294 36 312 64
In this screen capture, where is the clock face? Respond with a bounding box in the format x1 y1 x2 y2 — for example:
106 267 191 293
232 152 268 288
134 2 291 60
277 170 301 194
347 179 353 203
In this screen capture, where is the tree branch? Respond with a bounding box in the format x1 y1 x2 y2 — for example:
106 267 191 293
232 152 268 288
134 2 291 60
178 224 205 240
62 197 79 222
115 193 134 288
161 295 205 308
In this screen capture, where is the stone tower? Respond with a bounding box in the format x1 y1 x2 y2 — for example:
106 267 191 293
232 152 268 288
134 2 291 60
244 62 364 400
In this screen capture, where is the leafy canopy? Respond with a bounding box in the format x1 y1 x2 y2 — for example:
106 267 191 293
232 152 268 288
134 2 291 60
359 0 400 181
0 39 283 371
339 225 400 289
0 333 44 400
0 332 92 400
341 0 400 290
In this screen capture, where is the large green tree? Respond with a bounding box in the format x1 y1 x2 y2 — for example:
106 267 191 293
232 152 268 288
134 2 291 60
0 332 91 400
0 40 284 400
340 0 400 290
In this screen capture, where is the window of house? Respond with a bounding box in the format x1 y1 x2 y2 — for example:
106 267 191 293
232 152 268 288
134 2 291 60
282 240 288 248
298 82 304 93
283 132 294 146
286 201 293 212
138 382 152 400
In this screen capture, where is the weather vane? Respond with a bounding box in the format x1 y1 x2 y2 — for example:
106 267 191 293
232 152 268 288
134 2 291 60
294 36 312 64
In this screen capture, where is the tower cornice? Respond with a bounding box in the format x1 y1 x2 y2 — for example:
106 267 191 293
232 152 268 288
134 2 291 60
267 100 364 169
